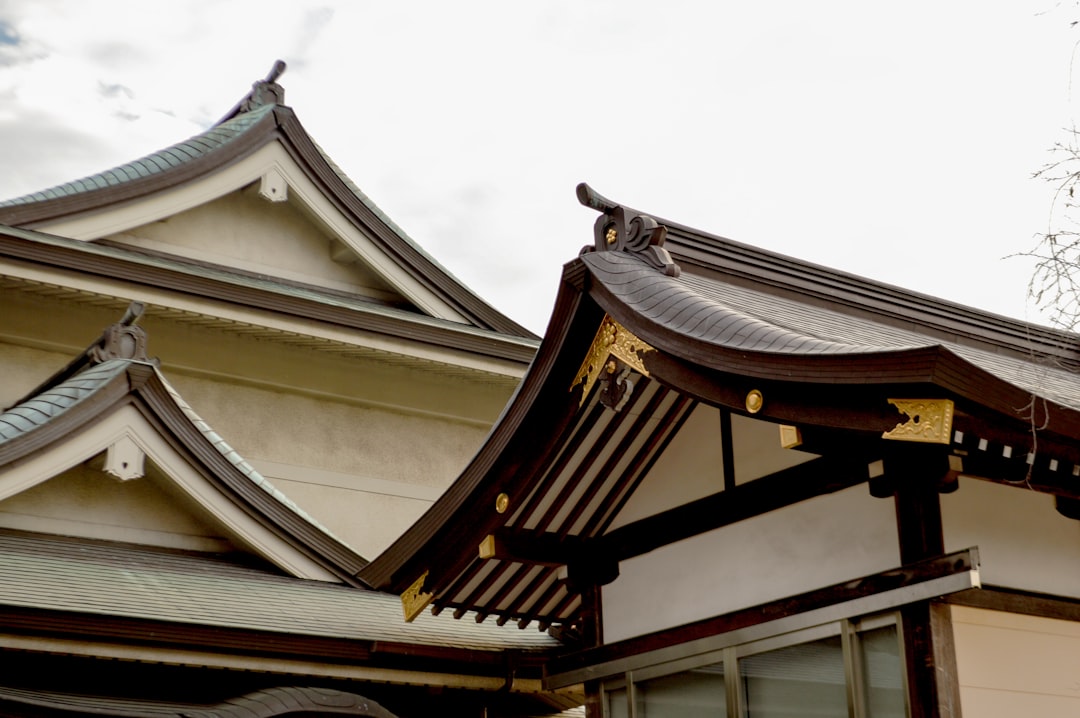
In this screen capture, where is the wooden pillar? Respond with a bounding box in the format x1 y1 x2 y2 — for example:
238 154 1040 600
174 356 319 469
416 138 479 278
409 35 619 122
887 449 962 718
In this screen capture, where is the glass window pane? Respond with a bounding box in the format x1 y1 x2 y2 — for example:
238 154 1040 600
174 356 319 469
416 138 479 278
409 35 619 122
606 687 629 718
861 625 905 718
741 636 846 717
639 662 726 718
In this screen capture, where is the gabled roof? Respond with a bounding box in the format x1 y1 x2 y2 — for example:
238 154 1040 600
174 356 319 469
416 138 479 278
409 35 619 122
0 62 532 338
0 222 537 374
0 306 368 583
360 183 1080 636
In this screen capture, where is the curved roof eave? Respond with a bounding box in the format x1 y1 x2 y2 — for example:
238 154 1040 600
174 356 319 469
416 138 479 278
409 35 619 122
0 93 532 338
363 245 1080 594
581 250 1080 440
0 357 370 585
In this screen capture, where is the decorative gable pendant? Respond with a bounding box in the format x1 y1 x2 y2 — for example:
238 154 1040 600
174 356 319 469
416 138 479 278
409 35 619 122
259 168 289 203
103 435 145 481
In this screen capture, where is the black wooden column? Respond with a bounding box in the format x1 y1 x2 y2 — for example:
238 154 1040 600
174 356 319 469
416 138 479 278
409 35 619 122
880 448 962 718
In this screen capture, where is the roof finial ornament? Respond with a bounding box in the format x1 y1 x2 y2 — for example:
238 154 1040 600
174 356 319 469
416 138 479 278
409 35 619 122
88 301 155 365
576 183 679 277
240 60 287 113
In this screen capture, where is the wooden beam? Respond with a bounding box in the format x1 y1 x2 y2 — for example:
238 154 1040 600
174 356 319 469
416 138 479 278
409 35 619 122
478 529 587 567
599 453 873 562
546 549 979 685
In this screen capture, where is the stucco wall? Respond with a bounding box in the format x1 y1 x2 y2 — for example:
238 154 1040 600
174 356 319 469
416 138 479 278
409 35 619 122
0 328 508 559
602 483 901 643
953 606 1080 715
942 477 1080 600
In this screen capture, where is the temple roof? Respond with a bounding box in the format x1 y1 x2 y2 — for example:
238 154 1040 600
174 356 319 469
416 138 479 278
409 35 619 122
360 184 1080 636
0 529 556 653
0 306 368 582
0 62 532 338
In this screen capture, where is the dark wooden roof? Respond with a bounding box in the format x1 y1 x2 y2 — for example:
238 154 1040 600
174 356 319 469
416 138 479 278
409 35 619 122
360 184 1080 638
0 70 533 338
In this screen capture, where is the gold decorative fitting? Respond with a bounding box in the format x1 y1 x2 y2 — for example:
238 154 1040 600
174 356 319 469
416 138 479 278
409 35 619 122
495 492 510 514
400 570 434 623
745 389 764 414
479 534 496 560
882 399 955 444
605 227 618 245
779 424 802 449
571 315 655 407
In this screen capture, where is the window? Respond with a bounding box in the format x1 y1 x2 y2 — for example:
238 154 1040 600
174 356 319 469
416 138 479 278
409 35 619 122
603 615 904 718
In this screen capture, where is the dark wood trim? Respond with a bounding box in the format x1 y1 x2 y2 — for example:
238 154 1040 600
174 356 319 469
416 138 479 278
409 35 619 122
898 601 961 718
945 585 1080 622
598 453 872 563
584 392 695 537
547 549 978 680
887 449 949 564
0 229 537 363
361 286 603 591
0 604 551 675
720 409 736 491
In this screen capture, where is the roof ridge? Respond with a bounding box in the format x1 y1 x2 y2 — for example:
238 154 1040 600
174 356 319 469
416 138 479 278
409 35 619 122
0 104 274 210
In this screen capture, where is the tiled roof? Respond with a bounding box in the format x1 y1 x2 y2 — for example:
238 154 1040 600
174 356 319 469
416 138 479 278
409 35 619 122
0 686 398 718
0 359 128 442
585 250 1080 412
0 356 357 555
0 105 276 208
0 530 557 651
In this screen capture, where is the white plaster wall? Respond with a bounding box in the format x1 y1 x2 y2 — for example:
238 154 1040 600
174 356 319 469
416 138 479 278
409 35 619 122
0 463 233 552
602 484 900 643
110 190 401 301
953 606 1080 716
609 410 815 530
942 477 1080 600
0 331 505 560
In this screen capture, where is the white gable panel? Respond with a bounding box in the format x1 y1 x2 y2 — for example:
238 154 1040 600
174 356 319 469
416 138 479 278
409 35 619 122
0 404 338 581
34 143 470 324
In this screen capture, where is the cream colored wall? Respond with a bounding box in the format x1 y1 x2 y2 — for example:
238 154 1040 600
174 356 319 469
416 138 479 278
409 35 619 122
108 189 404 303
0 292 514 559
602 484 901 643
608 408 815 530
167 372 489 557
942 477 1080 600
953 606 1080 716
0 461 234 552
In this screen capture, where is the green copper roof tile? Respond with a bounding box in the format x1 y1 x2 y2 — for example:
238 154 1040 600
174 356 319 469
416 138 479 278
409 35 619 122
0 359 129 443
0 104 275 208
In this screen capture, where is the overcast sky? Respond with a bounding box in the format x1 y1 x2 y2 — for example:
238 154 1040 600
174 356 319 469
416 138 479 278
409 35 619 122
0 1 1076 335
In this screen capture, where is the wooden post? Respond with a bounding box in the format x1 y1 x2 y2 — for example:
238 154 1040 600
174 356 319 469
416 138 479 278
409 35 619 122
889 450 962 718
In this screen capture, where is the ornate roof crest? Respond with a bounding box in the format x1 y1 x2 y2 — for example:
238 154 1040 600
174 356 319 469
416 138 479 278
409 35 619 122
576 182 680 277
239 60 287 113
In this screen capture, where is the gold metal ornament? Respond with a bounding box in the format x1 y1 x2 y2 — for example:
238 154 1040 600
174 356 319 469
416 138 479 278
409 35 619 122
779 424 802 449
571 315 655 406
745 389 764 414
400 570 434 622
605 227 618 245
882 399 955 444
495 492 510 514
